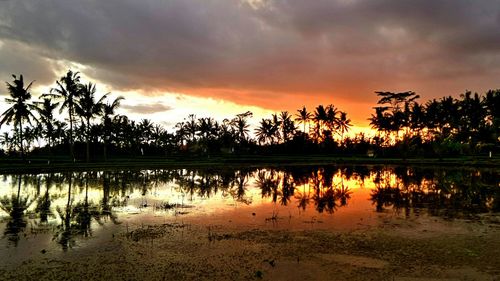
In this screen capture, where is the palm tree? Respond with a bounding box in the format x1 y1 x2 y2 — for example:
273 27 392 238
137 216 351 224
255 118 274 145
337 111 351 143
48 70 82 161
197 117 216 141
75 83 108 162
279 111 296 143
151 123 165 148
483 90 500 142
0 74 38 160
271 113 281 143
138 119 154 149
0 132 14 154
34 97 60 160
102 96 123 161
231 111 253 144
295 106 312 134
409 102 424 137
313 105 327 142
325 104 339 136
184 114 198 143
174 121 187 147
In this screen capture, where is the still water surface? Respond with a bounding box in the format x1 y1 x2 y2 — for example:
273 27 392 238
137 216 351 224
0 165 498 258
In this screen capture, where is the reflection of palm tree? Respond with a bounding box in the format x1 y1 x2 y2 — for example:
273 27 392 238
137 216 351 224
294 183 310 211
279 172 295 206
313 187 337 214
256 170 280 203
0 175 34 246
54 173 74 250
231 170 251 204
336 180 352 207
75 175 95 237
370 185 406 213
54 173 108 250
35 174 53 223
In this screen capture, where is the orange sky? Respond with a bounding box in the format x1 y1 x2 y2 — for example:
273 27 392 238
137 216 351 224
1 0 499 132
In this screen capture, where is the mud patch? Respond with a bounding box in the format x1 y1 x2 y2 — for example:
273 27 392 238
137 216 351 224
125 223 186 242
318 253 389 269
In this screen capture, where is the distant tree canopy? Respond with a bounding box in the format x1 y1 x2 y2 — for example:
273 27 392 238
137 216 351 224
369 90 500 156
0 71 499 162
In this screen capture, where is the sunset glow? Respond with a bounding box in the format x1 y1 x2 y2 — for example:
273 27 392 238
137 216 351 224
1 0 499 130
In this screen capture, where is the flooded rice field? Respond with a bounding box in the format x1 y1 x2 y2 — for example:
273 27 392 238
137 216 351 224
0 165 499 280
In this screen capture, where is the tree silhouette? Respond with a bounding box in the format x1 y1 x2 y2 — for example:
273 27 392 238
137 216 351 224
255 118 273 145
337 111 351 144
34 97 60 160
313 105 327 142
279 111 296 143
75 82 108 162
295 106 312 134
102 96 123 161
231 111 253 144
0 75 38 160
48 70 82 161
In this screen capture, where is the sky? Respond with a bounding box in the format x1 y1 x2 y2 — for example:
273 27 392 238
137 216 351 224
0 0 499 133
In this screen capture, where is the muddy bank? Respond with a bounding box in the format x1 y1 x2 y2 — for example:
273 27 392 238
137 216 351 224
1 217 499 281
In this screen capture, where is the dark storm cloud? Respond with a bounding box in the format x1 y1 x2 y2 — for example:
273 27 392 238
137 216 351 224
0 40 58 94
121 103 173 114
0 0 499 110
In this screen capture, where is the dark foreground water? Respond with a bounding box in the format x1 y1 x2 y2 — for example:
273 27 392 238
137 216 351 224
0 165 498 261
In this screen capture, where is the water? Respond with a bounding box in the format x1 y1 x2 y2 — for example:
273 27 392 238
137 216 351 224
0 165 498 261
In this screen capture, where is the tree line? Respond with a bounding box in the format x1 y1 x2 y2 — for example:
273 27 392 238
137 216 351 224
0 70 499 162
369 90 499 157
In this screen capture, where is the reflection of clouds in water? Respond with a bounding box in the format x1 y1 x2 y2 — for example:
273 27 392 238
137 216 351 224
0 166 498 249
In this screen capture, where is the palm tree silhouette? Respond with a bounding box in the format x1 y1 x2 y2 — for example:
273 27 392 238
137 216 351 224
184 114 198 144
313 105 327 142
0 74 38 160
0 132 14 154
325 104 339 135
231 111 253 144
102 96 123 161
337 111 351 144
75 82 108 162
48 70 82 161
279 111 296 143
295 106 312 134
255 118 274 145
34 97 60 161
270 113 281 143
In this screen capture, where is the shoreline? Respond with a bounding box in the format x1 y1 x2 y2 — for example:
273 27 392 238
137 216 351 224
0 155 499 173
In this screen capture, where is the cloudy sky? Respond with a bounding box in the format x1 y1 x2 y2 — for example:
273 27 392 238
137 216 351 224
1 0 499 131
